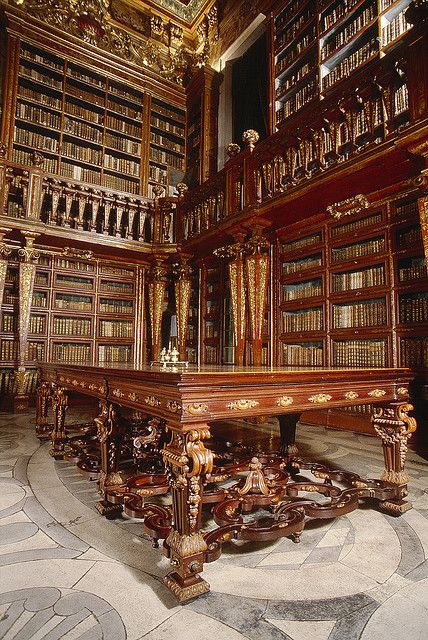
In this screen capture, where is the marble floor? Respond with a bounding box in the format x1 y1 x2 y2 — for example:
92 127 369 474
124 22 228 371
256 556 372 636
1 408 428 640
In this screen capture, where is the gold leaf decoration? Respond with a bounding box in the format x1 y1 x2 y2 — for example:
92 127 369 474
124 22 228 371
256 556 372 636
368 389 386 398
345 391 359 400
227 399 259 411
277 396 294 407
308 393 332 404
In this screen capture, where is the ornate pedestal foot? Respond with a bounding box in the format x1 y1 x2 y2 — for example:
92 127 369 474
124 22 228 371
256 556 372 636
278 413 300 457
49 386 68 459
95 401 126 518
372 402 417 513
162 425 213 602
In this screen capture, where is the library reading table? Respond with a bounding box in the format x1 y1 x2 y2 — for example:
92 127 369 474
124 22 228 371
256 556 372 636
36 363 417 602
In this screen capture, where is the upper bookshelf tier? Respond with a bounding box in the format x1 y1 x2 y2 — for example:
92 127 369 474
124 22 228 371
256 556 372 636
273 0 412 126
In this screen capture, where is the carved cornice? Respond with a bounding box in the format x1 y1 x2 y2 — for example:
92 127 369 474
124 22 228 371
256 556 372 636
7 0 218 84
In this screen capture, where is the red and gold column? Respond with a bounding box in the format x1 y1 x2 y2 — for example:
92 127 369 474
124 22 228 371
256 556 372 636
174 259 192 362
245 235 270 367
147 260 167 362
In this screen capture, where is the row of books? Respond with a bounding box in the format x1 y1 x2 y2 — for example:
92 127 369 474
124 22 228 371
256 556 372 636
283 280 322 301
64 117 102 143
321 4 377 61
55 294 92 310
399 296 428 323
16 102 61 129
333 300 387 328
56 259 95 272
276 27 316 76
103 174 140 194
66 83 104 107
282 342 323 366
150 147 184 170
331 212 382 237
52 317 92 336
19 64 62 89
106 115 142 138
2 290 18 305
151 102 185 125
333 339 386 367
381 10 411 47
0 368 39 395
100 265 134 277
396 199 418 219
99 320 133 338
400 338 428 368
275 0 307 33
35 273 49 286
332 237 385 262
398 261 427 282
57 274 93 290
322 37 378 91
52 343 91 363
109 84 142 105
104 154 140 177
276 78 318 123
100 281 133 294
204 322 218 339
332 265 385 291
276 60 315 97
150 116 184 136
62 140 101 164
65 101 104 124
204 345 218 364
283 255 322 275
276 7 313 52
18 85 62 110
107 100 141 121
149 164 167 184
28 342 45 360
14 126 59 153
21 48 62 71
29 315 46 334
150 132 185 154
394 84 409 115
67 67 105 90
99 300 133 314
98 344 131 363
106 133 141 156
32 292 47 307
60 162 100 184
321 0 362 34
282 234 320 253
397 226 422 247
2 315 17 332
282 307 323 333
0 340 18 360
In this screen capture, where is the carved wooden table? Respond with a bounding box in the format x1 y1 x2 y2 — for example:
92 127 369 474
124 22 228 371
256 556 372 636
36 363 417 602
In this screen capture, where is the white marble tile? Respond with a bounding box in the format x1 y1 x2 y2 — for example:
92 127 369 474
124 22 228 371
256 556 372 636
317 524 350 548
257 546 313 566
0 529 58 555
402 509 428 558
0 486 26 510
267 619 336 640
74 561 178 640
0 511 30 525
368 573 412 604
143 609 246 640
202 561 377 600
361 581 428 640
340 510 401 582
0 558 95 591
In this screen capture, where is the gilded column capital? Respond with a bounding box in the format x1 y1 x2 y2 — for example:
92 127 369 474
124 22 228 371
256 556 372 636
18 232 40 263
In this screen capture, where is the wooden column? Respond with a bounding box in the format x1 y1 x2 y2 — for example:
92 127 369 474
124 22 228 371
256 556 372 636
147 260 167 361
0 227 12 306
245 235 270 367
174 259 192 362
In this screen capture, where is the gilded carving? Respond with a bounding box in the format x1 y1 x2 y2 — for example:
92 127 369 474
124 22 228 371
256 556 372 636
166 400 181 413
144 395 161 407
326 194 369 219
62 246 93 260
372 403 417 484
397 387 408 395
308 393 332 403
227 399 259 411
368 389 386 398
277 396 294 407
345 391 359 400
112 388 125 398
185 403 208 415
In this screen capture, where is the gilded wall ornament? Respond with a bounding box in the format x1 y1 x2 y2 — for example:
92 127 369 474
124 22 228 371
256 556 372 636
226 399 259 410
277 396 294 407
326 194 369 219
308 393 332 403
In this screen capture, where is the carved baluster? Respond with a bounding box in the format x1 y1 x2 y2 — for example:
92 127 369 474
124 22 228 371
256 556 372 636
103 192 114 235
162 425 213 602
147 261 167 361
218 191 225 220
95 401 126 518
89 189 102 231
63 184 74 227
115 197 126 237
49 385 68 459
20 171 29 213
372 402 417 514
76 189 88 229
127 198 138 240
35 381 53 440
273 154 285 192
138 202 148 241
48 180 62 224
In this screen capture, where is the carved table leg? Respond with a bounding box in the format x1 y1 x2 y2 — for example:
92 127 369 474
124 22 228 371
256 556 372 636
372 402 417 514
278 413 300 457
95 401 126 518
162 424 213 602
35 381 52 440
49 385 68 459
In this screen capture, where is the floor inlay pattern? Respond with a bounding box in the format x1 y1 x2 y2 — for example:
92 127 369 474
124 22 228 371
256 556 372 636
0 408 427 639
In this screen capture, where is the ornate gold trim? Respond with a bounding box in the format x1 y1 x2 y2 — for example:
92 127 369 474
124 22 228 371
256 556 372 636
308 393 332 404
326 194 369 219
277 396 294 407
226 399 259 410
344 391 359 400
368 389 386 398
185 403 208 415
112 388 125 398
397 387 408 396
166 400 182 413
144 395 161 407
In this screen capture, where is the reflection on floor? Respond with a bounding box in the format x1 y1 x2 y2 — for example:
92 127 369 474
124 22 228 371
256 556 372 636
0 407 427 640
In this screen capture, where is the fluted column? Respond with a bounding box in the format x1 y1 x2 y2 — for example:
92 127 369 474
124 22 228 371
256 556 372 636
147 260 167 361
245 235 270 367
173 259 192 362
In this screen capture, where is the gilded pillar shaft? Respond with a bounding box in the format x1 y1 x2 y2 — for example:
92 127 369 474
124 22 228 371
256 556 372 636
0 258 7 308
418 196 428 265
175 276 192 362
18 261 36 366
228 258 246 366
147 263 167 361
245 251 269 366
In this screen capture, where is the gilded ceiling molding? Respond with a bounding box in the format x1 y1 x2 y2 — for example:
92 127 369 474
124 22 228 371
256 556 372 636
9 0 218 84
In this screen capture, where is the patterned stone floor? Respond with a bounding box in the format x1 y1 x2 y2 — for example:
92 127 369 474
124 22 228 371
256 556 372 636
1 407 428 639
